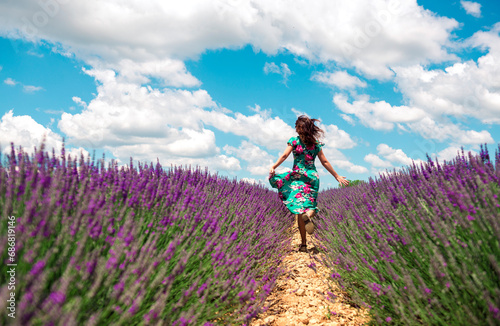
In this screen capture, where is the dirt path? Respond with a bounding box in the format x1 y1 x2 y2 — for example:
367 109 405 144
251 227 370 326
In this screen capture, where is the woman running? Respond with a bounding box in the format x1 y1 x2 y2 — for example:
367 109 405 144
269 115 349 252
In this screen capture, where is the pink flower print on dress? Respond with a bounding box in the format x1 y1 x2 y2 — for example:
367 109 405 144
295 193 303 198
310 197 315 202
305 154 313 161
296 145 304 154
303 185 311 194
306 144 315 151
292 140 297 146
277 179 283 188
285 173 291 181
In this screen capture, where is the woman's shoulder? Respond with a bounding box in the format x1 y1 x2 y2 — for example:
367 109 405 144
287 136 299 145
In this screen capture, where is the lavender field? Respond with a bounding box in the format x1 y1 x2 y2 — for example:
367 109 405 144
0 143 293 325
1 143 500 325
316 145 500 325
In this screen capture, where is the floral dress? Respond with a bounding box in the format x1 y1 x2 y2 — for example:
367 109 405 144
269 136 324 215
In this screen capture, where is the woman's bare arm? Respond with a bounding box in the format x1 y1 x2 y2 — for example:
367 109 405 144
317 149 349 186
269 145 293 175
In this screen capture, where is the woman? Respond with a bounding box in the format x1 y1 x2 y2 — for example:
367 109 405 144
269 115 349 252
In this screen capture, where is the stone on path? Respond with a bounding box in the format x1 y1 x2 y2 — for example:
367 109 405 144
250 227 370 326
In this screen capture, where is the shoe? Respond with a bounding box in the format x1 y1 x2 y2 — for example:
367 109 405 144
298 244 308 253
301 211 316 235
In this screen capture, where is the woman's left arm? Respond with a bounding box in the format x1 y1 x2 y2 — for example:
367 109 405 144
269 145 293 176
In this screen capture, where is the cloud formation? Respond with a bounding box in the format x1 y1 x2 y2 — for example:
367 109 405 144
3 77 43 93
0 110 88 158
264 62 293 86
460 1 481 17
224 141 275 175
55 65 299 173
0 0 496 182
311 71 367 90
333 94 427 131
0 0 459 79
333 25 500 147
4 78 17 86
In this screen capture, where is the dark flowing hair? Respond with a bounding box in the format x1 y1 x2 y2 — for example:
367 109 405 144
295 115 324 148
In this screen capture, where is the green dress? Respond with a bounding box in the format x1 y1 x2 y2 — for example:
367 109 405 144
269 136 324 215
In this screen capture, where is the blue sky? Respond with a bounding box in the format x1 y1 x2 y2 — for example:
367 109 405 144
0 0 499 188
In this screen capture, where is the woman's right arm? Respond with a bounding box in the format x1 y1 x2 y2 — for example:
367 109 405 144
317 149 349 186
269 145 293 176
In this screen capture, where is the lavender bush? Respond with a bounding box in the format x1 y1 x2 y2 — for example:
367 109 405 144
0 143 293 325
316 145 500 325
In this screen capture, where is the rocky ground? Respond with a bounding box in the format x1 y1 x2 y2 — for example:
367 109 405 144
250 227 370 326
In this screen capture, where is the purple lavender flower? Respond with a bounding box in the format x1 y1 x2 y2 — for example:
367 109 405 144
30 260 45 276
49 291 66 305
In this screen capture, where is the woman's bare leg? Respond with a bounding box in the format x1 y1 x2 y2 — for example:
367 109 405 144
297 214 307 246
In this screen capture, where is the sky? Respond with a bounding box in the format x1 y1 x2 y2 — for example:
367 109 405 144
0 0 499 189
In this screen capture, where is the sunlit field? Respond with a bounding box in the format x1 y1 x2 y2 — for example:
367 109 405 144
316 145 500 325
1 143 499 325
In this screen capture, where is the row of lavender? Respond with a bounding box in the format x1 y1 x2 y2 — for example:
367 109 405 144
316 145 500 325
0 143 293 325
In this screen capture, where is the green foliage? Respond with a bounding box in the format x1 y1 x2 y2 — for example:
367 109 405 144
345 179 367 187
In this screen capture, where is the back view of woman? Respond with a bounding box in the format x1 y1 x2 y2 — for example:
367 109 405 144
269 115 349 252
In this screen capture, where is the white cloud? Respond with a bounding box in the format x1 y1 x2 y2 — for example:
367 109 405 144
335 27 499 147
319 146 368 175
364 143 426 175
0 110 61 154
340 114 355 126
4 77 43 93
0 110 88 158
435 146 465 162
112 145 241 173
319 123 357 149
58 67 218 150
460 1 481 17
330 158 369 174
333 94 427 131
393 63 500 124
364 153 392 168
406 116 493 145
27 49 44 57
23 85 43 93
311 71 367 89
248 104 272 118
88 58 201 88
376 143 414 165
72 96 87 108
56 66 296 173
241 177 265 185
263 62 280 74
201 110 295 151
264 62 293 85
379 25 500 130
4 78 17 86
224 141 275 175
0 0 459 79
164 128 218 158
